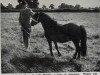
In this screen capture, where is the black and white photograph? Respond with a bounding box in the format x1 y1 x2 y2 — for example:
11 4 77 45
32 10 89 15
1 0 100 74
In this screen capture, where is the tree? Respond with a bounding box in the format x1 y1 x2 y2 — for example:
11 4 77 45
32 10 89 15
17 0 39 9
1 3 7 10
58 3 74 9
68 5 74 9
49 4 54 9
15 3 23 9
6 3 14 9
94 7 100 10
58 3 66 9
74 4 81 9
42 5 47 9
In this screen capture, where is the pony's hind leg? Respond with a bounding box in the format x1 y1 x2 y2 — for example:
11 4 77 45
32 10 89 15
47 39 54 56
73 40 81 59
54 41 61 56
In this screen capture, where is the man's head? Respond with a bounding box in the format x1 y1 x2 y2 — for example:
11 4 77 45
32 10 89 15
21 1 29 9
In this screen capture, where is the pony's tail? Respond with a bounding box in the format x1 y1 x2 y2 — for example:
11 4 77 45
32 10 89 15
80 25 87 56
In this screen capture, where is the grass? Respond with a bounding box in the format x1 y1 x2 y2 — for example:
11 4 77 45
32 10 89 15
1 12 100 73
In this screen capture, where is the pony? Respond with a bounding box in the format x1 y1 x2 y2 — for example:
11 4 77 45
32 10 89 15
32 12 87 59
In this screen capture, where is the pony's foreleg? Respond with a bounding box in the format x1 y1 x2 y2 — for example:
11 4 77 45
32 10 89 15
54 41 61 56
73 41 81 59
47 39 53 56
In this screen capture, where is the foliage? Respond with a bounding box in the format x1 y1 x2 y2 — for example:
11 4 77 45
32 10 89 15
58 3 81 9
49 4 55 9
15 3 23 9
6 3 14 9
1 1 100 12
42 5 47 9
74 4 81 9
1 3 7 10
58 3 74 9
17 0 39 9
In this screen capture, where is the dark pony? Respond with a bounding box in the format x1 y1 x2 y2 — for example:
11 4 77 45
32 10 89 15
33 12 87 59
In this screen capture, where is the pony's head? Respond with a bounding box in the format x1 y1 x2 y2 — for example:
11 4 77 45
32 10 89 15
33 12 57 26
33 12 52 22
33 12 44 23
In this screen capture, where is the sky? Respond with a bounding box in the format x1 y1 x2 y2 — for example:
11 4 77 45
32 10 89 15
1 0 100 8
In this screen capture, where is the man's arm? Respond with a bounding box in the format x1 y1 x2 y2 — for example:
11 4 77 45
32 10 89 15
30 9 38 23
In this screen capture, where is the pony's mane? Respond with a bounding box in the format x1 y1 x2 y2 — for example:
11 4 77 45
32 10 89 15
41 12 57 25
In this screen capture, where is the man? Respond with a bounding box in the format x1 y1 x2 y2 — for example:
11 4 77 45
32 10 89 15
19 1 38 51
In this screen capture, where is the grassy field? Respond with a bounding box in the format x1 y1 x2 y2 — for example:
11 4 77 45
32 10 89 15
1 12 100 73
